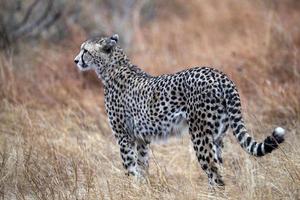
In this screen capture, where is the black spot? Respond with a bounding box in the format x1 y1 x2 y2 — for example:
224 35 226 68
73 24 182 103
264 136 277 153
140 151 146 157
236 124 243 133
205 137 209 144
256 143 263 156
238 131 246 142
206 157 210 163
214 122 220 127
234 117 242 123
245 137 251 147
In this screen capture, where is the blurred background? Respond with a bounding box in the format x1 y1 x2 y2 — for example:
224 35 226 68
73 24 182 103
0 0 299 199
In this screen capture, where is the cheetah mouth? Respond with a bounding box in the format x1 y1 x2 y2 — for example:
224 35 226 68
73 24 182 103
77 57 89 69
77 63 90 71
81 63 88 68
75 61 89 71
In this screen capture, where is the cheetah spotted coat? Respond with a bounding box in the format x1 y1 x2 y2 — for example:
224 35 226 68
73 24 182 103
74 34 285 187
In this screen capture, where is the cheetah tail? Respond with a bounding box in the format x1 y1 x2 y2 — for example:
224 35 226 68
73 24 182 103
225 88 285 157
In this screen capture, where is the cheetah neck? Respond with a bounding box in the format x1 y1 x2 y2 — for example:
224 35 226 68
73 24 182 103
95 47 131 86
95 46 152 87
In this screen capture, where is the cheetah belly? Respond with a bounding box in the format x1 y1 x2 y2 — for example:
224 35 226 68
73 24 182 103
151 111 189 142
167 111 189 138
132 111 189 142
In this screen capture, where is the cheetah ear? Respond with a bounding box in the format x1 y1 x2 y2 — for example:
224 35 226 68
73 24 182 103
110 34 119 43
103 34 118 52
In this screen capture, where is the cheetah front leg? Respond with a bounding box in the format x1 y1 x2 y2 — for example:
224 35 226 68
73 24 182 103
117 136 140 177
136 140 150 176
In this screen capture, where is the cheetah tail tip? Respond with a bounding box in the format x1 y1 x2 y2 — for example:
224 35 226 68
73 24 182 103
273 127 285 144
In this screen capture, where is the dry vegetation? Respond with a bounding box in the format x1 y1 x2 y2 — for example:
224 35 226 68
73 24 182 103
0 0 300 199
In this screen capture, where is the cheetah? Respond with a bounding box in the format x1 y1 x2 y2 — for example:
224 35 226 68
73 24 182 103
74 34 285 187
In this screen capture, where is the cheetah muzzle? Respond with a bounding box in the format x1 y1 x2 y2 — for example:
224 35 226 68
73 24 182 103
74 34 285 187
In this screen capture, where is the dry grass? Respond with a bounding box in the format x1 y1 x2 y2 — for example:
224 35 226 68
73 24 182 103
1 0 300 199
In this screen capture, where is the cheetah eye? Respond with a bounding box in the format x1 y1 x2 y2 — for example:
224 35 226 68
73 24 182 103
82 49 93 58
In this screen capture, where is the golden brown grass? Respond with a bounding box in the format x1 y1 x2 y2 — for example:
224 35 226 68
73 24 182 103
1 0 300 199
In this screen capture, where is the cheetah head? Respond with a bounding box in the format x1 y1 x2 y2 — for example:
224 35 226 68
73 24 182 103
74 34 119 71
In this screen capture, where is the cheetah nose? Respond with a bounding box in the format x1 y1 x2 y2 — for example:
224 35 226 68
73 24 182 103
74 59 79 64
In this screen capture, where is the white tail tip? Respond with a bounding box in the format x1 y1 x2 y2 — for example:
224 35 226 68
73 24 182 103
275 127 285 137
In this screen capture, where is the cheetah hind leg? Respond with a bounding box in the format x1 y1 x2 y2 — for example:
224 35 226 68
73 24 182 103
206 164 224 189
192 133 225 188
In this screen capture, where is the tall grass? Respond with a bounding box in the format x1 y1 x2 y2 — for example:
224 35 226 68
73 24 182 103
0 0 299 199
